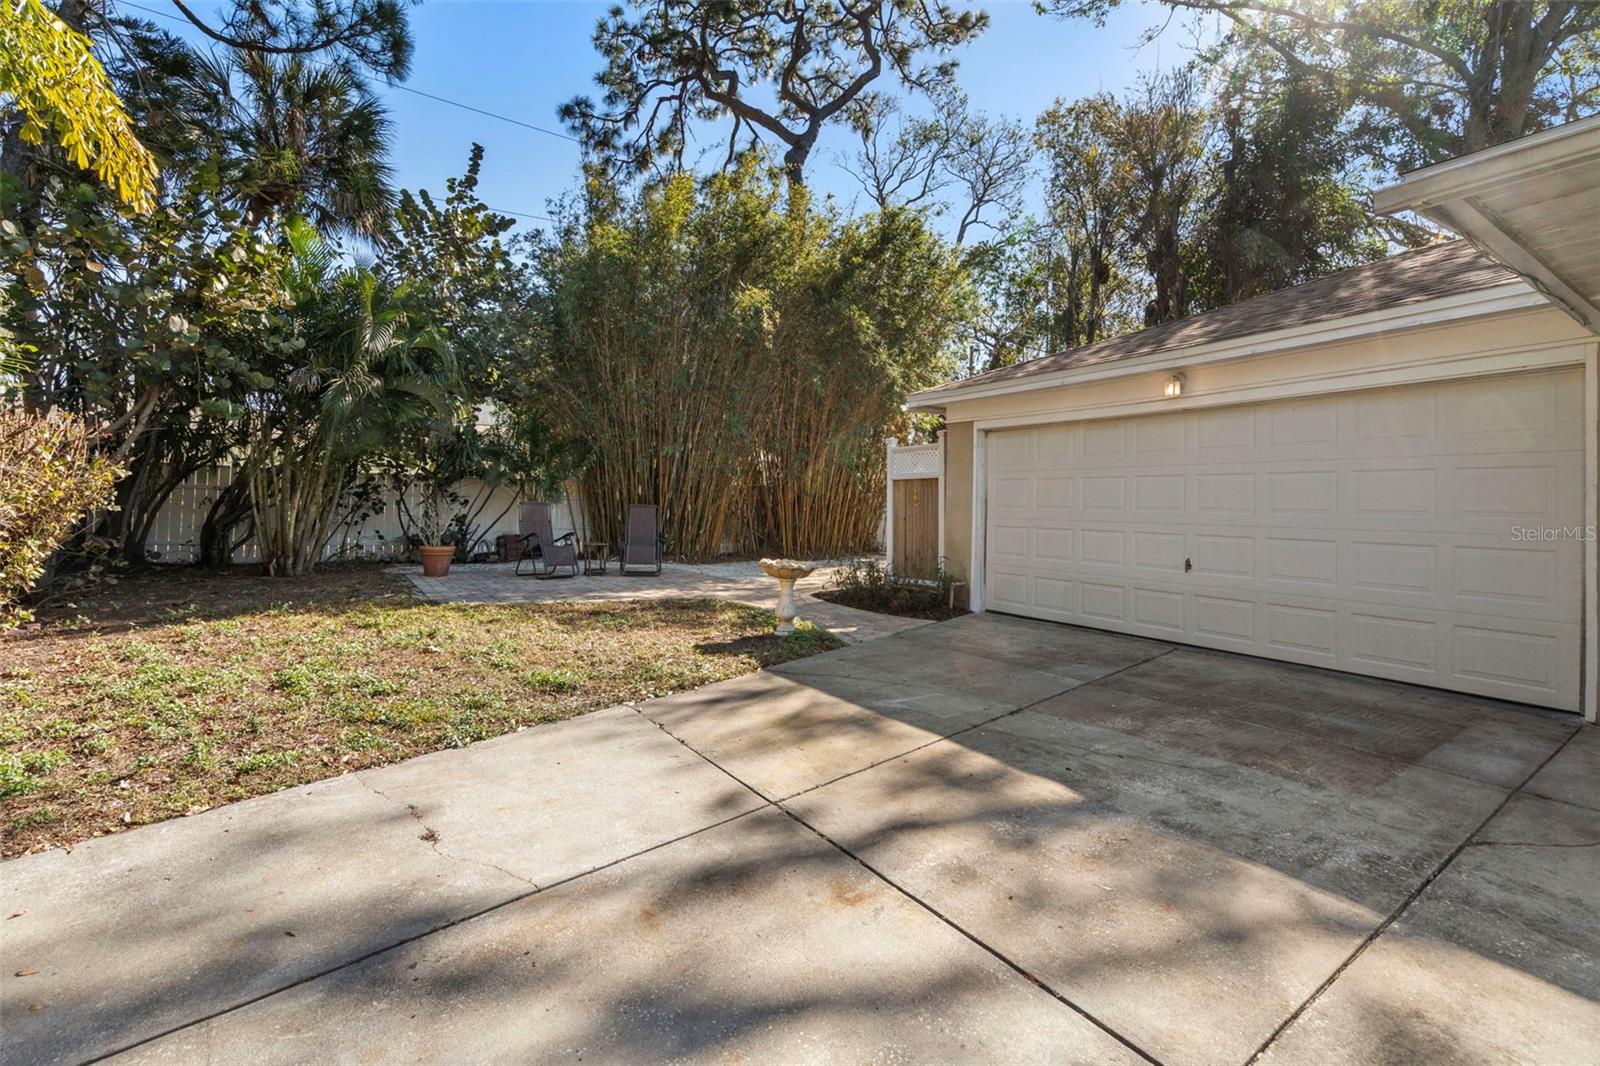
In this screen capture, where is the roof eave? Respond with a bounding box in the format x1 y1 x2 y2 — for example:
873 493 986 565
1373 115 1600 335
908 280 1542 410
1372 114 1600 214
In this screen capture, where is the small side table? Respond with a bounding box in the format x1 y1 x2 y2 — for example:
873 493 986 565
495 533 524 562
581 541 610 575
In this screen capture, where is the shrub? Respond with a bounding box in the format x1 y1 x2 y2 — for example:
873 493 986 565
0 404 121 627
820 559 966 621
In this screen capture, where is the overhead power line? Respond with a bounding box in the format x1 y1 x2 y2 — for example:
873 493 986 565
488 207 556 225
385 83 579 144
118 2 580 144
114 0 567 225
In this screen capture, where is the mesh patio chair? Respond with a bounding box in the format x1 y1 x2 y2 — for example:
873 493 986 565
514 501 579 578
619 504 663 576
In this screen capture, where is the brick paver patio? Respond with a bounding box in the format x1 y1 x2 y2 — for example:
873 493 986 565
399 559 932 644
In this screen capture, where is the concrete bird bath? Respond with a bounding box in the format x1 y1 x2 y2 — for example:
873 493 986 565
759 558 815 634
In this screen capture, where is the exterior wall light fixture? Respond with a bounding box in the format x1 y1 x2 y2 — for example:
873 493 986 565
1164 373 1186 398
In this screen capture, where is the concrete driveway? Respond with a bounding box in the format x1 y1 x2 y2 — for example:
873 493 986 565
3 613 1595 1065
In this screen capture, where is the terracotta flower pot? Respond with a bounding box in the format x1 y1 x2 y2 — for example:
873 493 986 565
419 545 454 577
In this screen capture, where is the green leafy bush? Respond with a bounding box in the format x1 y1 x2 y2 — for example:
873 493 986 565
820 559 966 621
0 404 121 627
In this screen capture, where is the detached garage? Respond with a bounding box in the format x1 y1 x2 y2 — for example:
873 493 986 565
909 117 1600 718
983 370 1582 708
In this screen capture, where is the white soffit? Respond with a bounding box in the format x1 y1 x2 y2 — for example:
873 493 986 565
1374 114 1600 334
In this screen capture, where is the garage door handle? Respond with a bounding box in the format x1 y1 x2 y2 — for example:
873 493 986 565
1185 558 1193 572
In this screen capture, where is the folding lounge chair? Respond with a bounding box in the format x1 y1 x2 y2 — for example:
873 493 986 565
619 504 663 576
514 501 579 578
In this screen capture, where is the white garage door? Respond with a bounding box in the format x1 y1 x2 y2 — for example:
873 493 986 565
985 369 1585 710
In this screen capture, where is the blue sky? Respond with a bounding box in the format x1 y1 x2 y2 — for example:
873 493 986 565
134 0 1200 234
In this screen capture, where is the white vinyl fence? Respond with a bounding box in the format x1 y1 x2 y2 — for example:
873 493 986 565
144 465 587 564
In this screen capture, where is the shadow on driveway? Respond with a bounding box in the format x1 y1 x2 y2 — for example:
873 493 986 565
2 613 1593 1064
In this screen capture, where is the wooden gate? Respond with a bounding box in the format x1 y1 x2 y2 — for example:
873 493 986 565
884 434 943 580
891 478 940 579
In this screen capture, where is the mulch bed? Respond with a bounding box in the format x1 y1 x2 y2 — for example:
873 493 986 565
814 587 969 622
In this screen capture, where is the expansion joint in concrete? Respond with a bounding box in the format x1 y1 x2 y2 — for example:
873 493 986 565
1242 727 1586 1065
628 699 1166 1066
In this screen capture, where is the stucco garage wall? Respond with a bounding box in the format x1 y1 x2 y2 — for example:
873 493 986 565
939 308 1592 429
942 421 973 601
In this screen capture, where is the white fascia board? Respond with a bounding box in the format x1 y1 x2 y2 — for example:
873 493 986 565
1427 201 1600 334
1373 114 1600 214
908 281 1543 411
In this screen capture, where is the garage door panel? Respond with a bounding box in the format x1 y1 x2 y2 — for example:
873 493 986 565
1035 476 1075 509
1131 531 1186 571
1081 422 1128 458
1134 418 1185 456
987 579 1580 708
1195 472 1256 513
1263 602 1340 658
986 569 1032 611
1193 533 1255 578
1451 461 1565 521
1453 624 1567 695
1195 594 1256 643
1453 545 1558 604
1348 613 1438 673
1349 467 1438 517
1016 529 1575 623
1081 476 1126 511
985 370 1583 710
1133 474 1186 512
990 430 1032 467
1355 391 1438 441
1034 527 1075 563
1269 400 1341 447
1078 582 1127 623
990 476 1032 509
1265 536 1338 586
1450 371 1578 445
1197 407 1257 450
1348 539 1436 594
1033 576 1074 612
1033 425 1075 459
1066 528 1579 624
1266 470 1340 515
1132 587 1186 632
1078 528 1125 566
989 523 1029 560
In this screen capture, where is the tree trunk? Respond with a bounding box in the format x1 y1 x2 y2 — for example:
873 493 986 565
199 471 252 568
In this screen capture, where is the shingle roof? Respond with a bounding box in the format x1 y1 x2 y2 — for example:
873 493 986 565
915 240 1520 401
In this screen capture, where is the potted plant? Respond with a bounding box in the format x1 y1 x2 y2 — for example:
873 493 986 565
414 484 456 577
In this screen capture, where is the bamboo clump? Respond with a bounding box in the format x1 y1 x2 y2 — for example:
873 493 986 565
534 164 966 560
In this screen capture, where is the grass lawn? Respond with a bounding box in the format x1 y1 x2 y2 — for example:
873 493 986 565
0 566 840 858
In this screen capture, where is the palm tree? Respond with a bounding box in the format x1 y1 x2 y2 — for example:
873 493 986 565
247 221 456 575
193 51 396 240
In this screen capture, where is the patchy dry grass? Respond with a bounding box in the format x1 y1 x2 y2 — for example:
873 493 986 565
0 566 839 857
